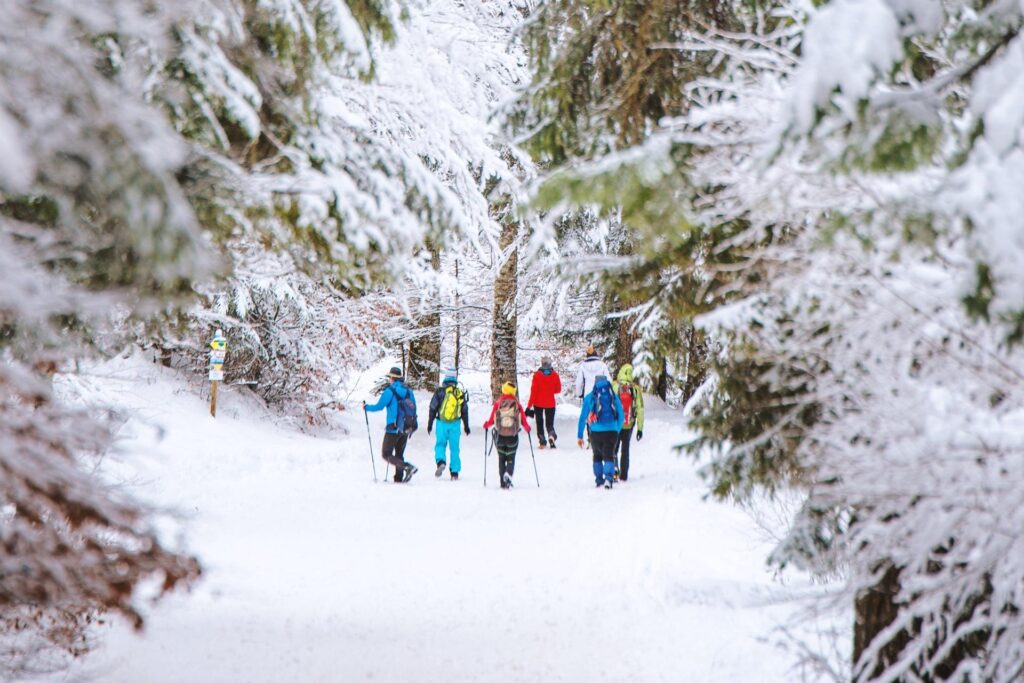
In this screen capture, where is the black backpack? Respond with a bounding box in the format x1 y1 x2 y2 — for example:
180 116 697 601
389 385 418 435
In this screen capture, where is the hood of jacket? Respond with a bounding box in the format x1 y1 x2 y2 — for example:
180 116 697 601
617 364 633 383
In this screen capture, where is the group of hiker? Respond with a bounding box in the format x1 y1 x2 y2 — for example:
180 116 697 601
362 344 644 489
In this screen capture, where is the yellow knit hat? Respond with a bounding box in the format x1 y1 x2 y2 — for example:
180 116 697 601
501 381 517 395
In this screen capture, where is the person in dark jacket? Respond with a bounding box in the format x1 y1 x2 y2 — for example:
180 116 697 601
427 368 470 480
364 366 418 483
526 355 561 449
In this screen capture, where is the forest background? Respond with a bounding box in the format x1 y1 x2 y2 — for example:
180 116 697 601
3 1 1024 681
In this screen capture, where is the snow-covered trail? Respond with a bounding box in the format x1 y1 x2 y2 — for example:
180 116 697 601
57 358 798 682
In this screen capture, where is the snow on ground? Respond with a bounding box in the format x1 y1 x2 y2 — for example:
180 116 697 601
48 355 808 682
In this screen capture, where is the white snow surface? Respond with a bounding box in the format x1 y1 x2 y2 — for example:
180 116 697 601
52 356 808 683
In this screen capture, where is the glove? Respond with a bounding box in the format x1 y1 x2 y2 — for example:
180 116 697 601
524 426 531 434
464 426 471 436
577 438 584 449
361 401 367 411
525 407 535 418
637 430 643 441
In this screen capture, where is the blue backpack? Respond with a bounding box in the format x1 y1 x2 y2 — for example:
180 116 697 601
591 383 618 424
389 385 418 435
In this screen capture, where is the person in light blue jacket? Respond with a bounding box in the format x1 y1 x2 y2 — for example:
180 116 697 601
364 366 418 483
576 375 624 489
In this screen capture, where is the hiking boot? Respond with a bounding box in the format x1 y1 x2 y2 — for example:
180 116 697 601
502 472 513 488
450 472 459 481
403 464 418 483
435 461 446 477
604 479 613 490
538 442 547 450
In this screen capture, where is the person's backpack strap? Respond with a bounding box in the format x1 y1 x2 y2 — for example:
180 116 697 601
384 385 399 431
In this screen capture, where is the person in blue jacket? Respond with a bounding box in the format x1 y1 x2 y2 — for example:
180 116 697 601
576 375 624 489
364 366 419 483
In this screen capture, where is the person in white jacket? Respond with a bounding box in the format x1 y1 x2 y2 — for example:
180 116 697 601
574 345 611 401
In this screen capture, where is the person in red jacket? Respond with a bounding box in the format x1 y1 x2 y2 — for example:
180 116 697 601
483 381 531 489
526 355 561 449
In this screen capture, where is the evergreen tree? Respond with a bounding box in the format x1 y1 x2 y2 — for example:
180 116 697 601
519 0 1024 679
0 1 213 671
510 0 738 396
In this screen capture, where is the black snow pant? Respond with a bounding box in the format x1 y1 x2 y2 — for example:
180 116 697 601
381 432 410 482
591 430 616 464
534 407 557 445
590 430 617 485
615 426 634 480
495 434 518 487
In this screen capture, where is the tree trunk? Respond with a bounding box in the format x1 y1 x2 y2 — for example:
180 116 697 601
406 244 442 389
454 258 461 376
613 236 638 373
853 562 908 682
614 313 638 374
853 556 989 682
490 219 518 400
656 357 669 401
680 325 709 406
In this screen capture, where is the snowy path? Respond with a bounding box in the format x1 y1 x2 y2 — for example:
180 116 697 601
57 360 798 683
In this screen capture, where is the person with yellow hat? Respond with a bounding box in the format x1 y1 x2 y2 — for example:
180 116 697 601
482 381 531 489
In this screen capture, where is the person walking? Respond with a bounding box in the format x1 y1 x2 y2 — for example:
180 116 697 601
427 368 470 480
574 344 611 402
574 344 611 445
577 375 623 489
526 355 561 449
363 366 419 483
611 364 644 482
482 382 531 489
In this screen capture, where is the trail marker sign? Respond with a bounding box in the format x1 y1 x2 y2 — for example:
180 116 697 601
209 330 227 416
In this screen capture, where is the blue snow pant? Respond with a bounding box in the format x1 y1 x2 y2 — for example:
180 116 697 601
590 430 617 485
434 420 462 473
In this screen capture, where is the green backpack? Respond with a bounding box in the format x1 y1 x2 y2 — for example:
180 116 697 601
439 385 465 422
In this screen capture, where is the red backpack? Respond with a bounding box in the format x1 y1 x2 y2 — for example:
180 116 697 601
618 383 635 428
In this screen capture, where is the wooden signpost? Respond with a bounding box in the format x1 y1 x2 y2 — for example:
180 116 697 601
209 329 226 417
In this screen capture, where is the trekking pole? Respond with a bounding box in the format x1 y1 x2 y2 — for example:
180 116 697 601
527 431 540 488
364 408 378 482
483 429 497 487
483 428 488 487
